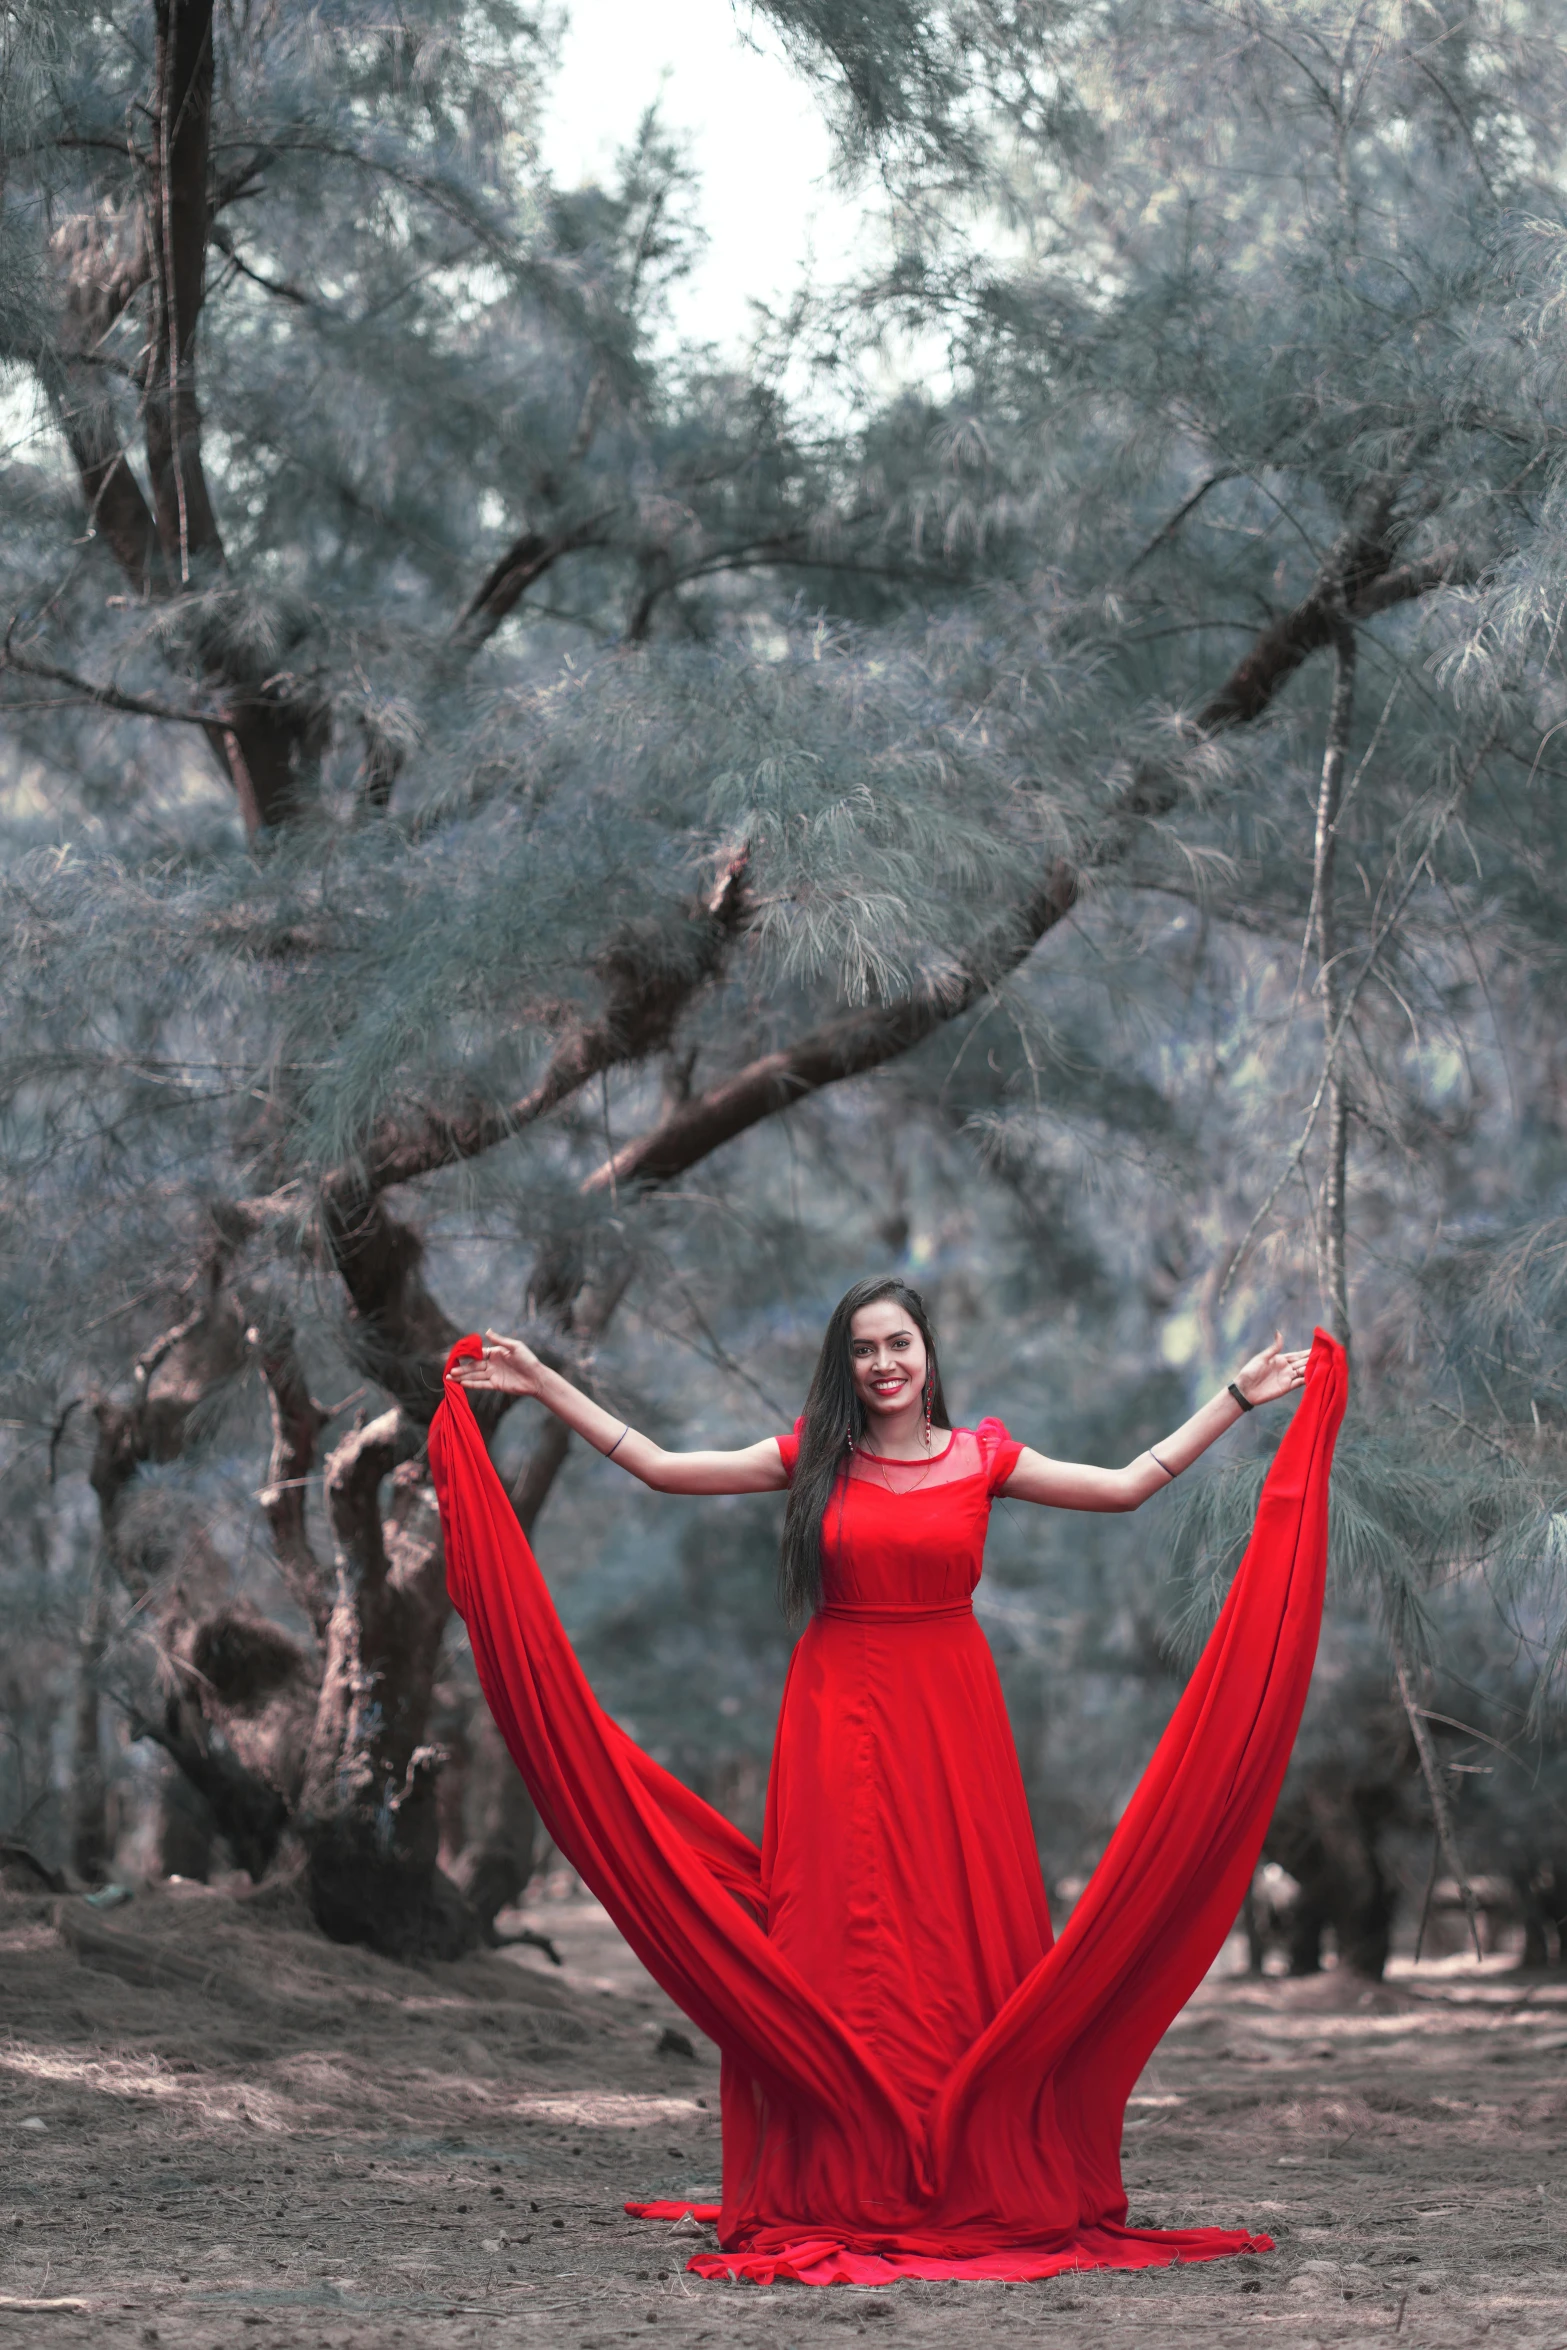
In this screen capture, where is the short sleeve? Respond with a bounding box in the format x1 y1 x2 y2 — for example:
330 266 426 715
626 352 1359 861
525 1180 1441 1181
975 1415 1025 1496
774 1415 807 1483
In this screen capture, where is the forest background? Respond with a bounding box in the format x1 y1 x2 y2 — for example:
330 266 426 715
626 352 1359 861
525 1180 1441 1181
2 0 1566 1983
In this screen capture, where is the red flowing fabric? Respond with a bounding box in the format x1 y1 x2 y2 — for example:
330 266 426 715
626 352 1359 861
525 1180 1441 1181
429 1330 1347 2287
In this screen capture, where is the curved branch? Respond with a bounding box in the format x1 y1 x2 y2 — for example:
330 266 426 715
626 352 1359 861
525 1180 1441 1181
1197 529 1471 733
456 513 615 650
580 861 1079 1199
357 849 752 1194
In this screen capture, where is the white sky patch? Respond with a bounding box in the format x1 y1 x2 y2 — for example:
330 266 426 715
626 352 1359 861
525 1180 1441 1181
540 0 863 355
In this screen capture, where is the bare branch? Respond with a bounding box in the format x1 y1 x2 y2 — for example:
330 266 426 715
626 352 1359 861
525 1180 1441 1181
1125 470 1240 574
209 223 311 308
1220 725 1499 1304
129 1683 292 1881
1391 1635 1485 1963
0 630 225 728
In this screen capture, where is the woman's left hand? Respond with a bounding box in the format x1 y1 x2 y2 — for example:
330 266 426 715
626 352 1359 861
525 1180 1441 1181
1234 1332 1311 1405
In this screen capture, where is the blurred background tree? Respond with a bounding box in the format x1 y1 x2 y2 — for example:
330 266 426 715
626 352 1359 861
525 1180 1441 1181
2 0 1565 1971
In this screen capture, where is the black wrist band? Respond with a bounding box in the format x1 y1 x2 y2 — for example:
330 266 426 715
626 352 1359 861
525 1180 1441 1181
1227 1380 1254 1413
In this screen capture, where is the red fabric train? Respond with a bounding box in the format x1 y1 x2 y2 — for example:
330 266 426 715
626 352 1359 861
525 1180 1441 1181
429 1329 1347 2286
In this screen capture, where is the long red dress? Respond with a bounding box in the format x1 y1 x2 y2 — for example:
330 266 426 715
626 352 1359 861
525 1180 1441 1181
429 1328 1346 2287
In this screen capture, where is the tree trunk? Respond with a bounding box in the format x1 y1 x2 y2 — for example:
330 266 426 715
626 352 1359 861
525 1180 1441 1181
155 1765 217 1883
70 1552 112 1885
146 0 222 578
294 1410 475 1958
1267 1765 1399 1980
1391 1644 1484 1963
447 1707 540 1942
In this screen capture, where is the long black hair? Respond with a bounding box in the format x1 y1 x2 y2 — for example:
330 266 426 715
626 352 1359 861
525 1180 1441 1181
777 1276 950 1624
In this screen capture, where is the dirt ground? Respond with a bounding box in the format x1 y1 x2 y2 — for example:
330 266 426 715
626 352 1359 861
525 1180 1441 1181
1 1875 1563 2350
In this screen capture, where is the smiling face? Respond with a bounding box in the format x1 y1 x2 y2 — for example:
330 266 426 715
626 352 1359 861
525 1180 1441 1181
847 1298 929 1432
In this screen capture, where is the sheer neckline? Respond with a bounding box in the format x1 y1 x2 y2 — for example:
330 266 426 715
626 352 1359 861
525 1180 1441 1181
855 1430 957 1465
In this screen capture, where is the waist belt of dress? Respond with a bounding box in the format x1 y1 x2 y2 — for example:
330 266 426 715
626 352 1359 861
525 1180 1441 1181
819 1600 974 1623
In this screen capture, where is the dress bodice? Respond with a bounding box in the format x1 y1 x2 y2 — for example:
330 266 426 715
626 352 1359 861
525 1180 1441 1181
775 1420 1023 1612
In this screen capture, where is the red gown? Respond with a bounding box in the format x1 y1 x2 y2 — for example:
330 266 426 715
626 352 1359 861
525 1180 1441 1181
429 1329 1346 2287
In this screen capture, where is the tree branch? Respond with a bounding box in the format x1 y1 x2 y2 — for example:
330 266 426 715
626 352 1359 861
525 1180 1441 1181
359 850 752 1194
243 1299 333 1641
1196 524 1471 733
40 355 166 595
318 1196 460 1422
1349 550 1471 619
209 222 312 308
316 865 751 1417
0 630 225 728
576 861 1079 1200
456 515 615 650
322 1408 407 1601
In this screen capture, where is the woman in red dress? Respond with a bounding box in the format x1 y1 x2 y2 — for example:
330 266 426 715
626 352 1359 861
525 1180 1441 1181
435 1277 1345 2287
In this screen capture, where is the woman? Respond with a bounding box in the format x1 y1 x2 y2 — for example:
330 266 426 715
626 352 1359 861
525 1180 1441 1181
433 1278 1345 2287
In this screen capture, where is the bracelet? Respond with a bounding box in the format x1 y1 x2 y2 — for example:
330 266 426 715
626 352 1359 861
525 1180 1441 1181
604 1423 630 1459
1148 1446 1178 1481
1227 1380 1254 1413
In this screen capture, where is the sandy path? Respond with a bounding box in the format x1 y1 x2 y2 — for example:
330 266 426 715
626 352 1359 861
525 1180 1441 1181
1 1879 1562 2349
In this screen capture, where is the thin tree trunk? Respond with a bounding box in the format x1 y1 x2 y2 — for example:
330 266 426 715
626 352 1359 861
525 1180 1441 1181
1311 628 1483 1964
1313 625 1355 1359
70 1552 112 1884
448 1709 540 1941
1391 1643 1484 1962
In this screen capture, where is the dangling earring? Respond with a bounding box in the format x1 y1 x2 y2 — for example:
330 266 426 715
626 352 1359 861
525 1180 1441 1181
923 1372 933 1450
846 1419 855 1453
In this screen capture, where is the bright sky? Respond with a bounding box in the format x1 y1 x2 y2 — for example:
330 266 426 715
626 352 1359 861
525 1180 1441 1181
539 0 864 351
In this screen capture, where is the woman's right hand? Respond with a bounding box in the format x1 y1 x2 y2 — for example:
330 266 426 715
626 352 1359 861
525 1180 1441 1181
448 1328 545 1399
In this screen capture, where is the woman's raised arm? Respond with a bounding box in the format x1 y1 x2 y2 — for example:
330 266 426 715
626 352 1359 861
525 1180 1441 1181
447 1329 788 1495
998 1333 1310 1513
